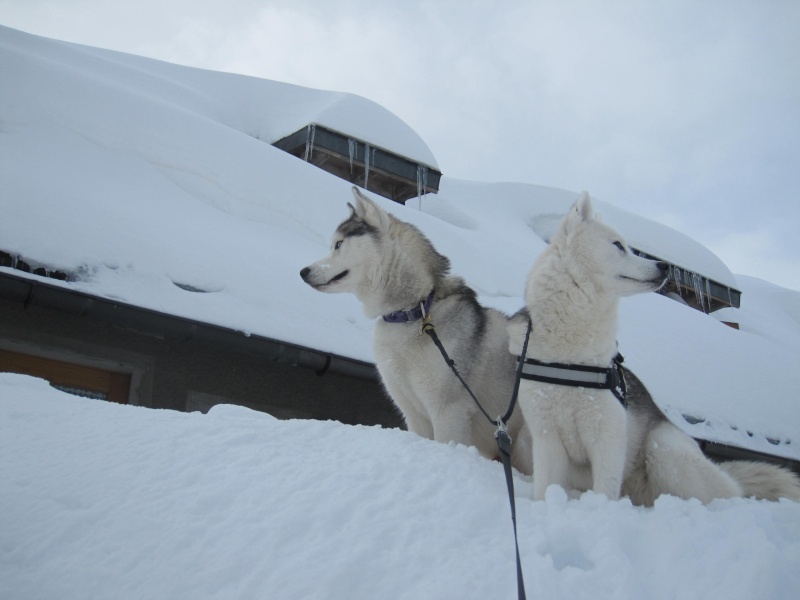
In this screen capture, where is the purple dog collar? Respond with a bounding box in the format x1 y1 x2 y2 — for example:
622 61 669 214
382 290 435 324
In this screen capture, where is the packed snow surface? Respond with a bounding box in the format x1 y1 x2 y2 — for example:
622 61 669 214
2 374 799 600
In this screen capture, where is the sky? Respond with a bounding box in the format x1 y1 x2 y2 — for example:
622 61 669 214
1 0 799 290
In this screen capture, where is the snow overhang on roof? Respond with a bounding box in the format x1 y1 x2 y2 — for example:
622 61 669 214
634 249 741 313
273 124 442 204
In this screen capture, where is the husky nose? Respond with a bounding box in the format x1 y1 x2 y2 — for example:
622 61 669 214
657 261 669 275
300 267 311 281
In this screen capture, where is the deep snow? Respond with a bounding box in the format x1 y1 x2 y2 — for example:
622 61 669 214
2 25 800 599
2 374 799 600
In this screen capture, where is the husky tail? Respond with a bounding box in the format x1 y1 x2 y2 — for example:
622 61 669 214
719 461 800 501
623 370 800 505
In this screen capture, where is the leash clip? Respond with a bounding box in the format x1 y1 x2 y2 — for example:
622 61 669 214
495 417 512 455
419 299 432 334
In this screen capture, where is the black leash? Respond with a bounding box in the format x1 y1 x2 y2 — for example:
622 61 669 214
422 316 532 600
422 321 495 423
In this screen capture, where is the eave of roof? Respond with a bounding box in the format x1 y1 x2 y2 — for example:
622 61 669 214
0 270 378 382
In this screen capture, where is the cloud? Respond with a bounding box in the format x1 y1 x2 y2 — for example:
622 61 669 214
707 227 800 291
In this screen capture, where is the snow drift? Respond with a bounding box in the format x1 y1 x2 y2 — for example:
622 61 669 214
2 374 799 600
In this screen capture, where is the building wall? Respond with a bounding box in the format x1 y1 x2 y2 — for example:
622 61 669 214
0 296 403 429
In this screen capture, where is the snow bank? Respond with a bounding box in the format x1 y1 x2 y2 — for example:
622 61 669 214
1 374 798 600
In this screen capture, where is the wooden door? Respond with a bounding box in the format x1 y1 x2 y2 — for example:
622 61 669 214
0 349 131 404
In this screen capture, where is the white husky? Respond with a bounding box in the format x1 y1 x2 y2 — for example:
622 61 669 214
300 187 532 474
512 192 669 500
511 192 800 504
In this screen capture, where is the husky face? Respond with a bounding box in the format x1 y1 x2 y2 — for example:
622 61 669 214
301 187 446 319
300 187 393 297
299 213 378 294
550 192 668 298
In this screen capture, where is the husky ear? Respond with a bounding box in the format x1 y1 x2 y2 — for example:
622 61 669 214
576 191 593 220
350 186 391 231
563 191 593 236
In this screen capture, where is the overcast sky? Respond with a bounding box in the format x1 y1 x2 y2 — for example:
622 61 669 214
3 0 799 290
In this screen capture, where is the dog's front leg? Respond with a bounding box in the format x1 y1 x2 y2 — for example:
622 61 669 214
403 409 434 440
588 445 625 501
430 402 473 448
582 399 627 500
532 433 570 501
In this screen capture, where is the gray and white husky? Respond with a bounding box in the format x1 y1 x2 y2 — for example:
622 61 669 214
300 187 533 474
302 187 800 505
510 192 800 504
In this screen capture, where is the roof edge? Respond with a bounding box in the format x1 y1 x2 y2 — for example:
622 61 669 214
0 270 378 382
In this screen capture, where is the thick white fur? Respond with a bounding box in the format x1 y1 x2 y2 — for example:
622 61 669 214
303 189 800 505
622 420 741 505
512 193 800 505
301 188 532 474
618 409 800 505
515 192 669 500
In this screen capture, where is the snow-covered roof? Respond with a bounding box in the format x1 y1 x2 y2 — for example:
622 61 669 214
2 26 800 460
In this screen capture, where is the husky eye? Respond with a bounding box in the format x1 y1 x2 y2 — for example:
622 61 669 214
613 241 626 253
334 240 343 250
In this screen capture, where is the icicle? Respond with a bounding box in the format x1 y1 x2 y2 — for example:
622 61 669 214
705 278 713 311
691 272 706 312
363 142 371 190
303 124 317 162
416 165 428 210
348 138 357 174
670 266 682 298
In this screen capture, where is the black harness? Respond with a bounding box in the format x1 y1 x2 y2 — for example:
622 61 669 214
518 353 628 407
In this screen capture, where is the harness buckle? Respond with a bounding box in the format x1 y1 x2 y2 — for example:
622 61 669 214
607 365 620 390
